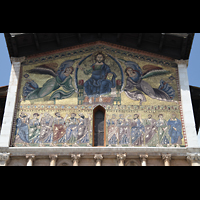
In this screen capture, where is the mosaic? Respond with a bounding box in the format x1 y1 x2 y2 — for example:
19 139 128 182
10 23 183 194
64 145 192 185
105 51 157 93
11 42 186 147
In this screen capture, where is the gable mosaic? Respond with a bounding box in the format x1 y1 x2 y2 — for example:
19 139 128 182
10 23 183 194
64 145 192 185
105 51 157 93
11 42 187 147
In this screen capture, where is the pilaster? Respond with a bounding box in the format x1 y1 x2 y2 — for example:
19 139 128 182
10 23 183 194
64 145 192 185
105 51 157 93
175 59 199 147
0 57 25 147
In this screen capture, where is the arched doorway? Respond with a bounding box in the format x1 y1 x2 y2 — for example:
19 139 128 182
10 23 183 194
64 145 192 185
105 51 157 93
93 105 106 146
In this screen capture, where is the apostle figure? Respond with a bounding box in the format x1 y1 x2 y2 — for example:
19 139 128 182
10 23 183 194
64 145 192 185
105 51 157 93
167 114 183 146
29 113 42 142
79 52 117 96
107 114 119 146
77 113 90 144
156 114 169 146
143 114 157 144
117 114 130 145
39 112 54 143
15 112 30 143
131 114 145 146
59 113 79 144
53 112 68 142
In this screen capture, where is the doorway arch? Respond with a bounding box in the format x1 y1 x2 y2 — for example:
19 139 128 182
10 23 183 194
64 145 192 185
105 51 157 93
93 105 106 146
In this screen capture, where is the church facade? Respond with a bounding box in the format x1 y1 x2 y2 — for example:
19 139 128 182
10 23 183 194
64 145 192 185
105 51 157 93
0 33 200 166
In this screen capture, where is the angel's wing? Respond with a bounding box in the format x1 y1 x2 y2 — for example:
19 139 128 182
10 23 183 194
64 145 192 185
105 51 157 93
142 65 170 79
27 63 58 77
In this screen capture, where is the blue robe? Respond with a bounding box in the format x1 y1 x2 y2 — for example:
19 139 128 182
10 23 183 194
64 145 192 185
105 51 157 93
84 63 117 96
167 118 182 144
131 119 145 145
16 118 30 143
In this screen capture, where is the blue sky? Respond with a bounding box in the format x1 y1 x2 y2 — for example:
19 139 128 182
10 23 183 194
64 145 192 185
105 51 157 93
1 33 200 87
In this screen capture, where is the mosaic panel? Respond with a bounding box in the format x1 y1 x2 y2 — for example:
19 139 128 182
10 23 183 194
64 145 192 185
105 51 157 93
11 43 186 147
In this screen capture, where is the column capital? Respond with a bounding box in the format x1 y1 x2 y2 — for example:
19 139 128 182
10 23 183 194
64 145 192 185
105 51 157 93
71 154 81 166
26 154 35 160
94 154 103 166
175 59 189 67
187 153 200 161
116 153 126 161
117 153 126 166
0 152 10 161
139 154 148 160
0 152 10 166
94 154 103 161
11 56 26 64
49 154 58 160
139 154 148 166
71 154 81 160
162 154 171 161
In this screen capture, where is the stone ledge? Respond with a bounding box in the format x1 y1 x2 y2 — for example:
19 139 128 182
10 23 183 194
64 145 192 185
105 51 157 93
4 147 200 158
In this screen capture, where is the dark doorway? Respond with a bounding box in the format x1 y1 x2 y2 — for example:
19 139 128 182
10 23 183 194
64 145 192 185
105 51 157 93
93 106 105 146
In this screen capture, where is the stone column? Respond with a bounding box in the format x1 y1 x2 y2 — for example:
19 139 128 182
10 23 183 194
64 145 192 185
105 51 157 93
94 154 103 166
0 57 25 147
26 154 35 166
71 154 81 166
139 154 148 166
0 153 10 166
49 154 58 166
187 153 200 166
116 153 126 166
175 59 199 147
162 154 171 166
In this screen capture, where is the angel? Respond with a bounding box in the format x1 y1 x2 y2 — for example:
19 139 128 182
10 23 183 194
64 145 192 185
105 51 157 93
24 60 77 101
120 60 175 105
